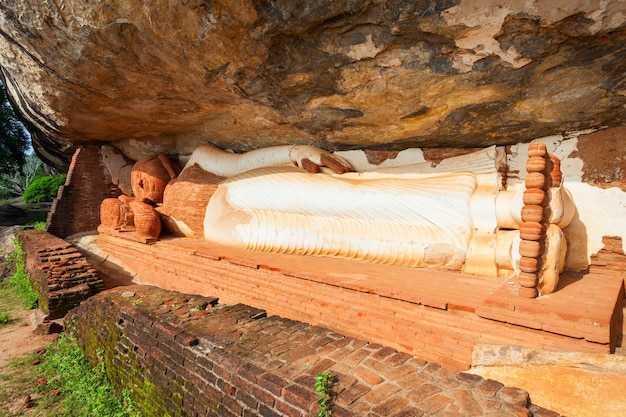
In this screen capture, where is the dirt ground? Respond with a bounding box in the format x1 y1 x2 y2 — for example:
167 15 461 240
0 307 61 417
0 309 57 368
0 225 58 368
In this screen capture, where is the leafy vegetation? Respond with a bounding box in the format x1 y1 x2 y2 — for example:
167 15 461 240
0 311 9 324
39 333 140 417
30 220 47 230
0 331 141 417
0 84 29 177
0 153 44 199
22 174 66 204
8 237 38 309
315 371 334 417
0 262 24 318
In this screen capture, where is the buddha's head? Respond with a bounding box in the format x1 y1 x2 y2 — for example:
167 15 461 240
131 156 173 204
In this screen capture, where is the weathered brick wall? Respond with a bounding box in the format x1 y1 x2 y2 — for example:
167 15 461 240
47 146 119 238
19 229 104 319
67 284 559 417
574 127 626 191
590 236 626 277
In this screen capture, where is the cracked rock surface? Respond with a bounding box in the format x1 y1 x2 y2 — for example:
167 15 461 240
0 0 625 168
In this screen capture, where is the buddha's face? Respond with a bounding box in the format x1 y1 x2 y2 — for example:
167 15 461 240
131 158 171 203
132 171 164 203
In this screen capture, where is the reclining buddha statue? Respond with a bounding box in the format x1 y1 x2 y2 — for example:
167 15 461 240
100 142 575 298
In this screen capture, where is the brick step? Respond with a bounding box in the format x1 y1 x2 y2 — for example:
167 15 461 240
478 272 624 346
173 239 497 313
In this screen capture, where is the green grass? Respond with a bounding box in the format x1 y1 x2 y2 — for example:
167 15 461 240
8 237 38 310
0 249 141 417
38 333 140 417
0 311 9 324
0 274 23 322
29 220 47 230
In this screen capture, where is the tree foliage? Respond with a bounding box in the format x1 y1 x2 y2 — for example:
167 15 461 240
0 84 29 175
22 174 66 204
0 153 43 197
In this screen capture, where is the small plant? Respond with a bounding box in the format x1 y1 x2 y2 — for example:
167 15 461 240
314 371 334 417
0 312 9 324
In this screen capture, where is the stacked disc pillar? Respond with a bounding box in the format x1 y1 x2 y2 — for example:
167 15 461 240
517 142 551 298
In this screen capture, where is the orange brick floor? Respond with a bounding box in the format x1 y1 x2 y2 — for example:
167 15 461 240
97 232 625 370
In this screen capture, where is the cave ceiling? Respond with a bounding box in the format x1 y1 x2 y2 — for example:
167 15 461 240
0 0 625 168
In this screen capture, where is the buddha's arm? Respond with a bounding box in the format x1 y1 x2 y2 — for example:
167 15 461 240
183 144 352 177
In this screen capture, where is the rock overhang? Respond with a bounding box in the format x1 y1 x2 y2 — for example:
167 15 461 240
0 0 625 169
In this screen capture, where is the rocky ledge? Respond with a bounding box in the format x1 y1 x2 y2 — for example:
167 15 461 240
0 0 625 169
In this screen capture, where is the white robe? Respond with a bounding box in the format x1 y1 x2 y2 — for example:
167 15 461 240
203 147 502 269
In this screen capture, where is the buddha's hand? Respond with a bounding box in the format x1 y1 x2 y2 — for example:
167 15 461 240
289 145 354 174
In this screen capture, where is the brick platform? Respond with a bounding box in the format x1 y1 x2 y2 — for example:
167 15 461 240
96 234 624 370
68 284 562 417
478 273 624 345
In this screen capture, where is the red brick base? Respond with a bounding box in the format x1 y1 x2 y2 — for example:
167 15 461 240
97 234 624 369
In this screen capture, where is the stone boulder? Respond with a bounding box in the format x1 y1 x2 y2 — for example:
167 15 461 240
0 0 625 168
0 204 30 226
